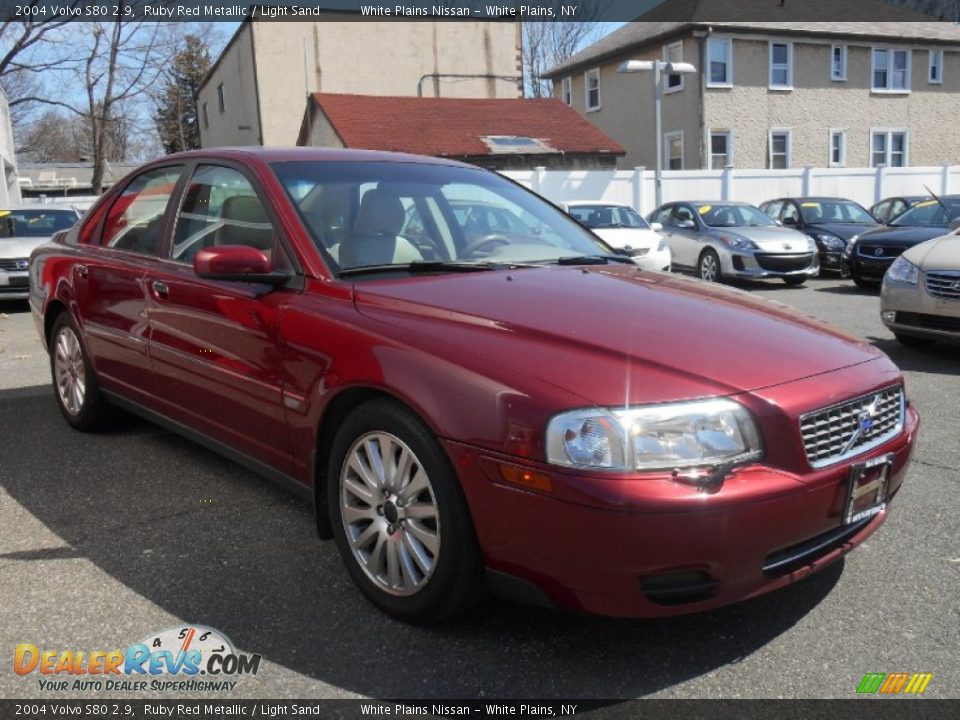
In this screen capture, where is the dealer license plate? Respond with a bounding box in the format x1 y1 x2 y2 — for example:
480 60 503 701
844 453 893 525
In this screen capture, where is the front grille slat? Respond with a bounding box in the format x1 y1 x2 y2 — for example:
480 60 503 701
925 271 960 300
0 258 29 272
754 253 815 273
799 385 904 469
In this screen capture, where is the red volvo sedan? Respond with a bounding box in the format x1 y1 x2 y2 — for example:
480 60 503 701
30 148 918 623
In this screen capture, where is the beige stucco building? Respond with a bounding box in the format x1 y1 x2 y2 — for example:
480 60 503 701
197 17 522 148
546 21 960 170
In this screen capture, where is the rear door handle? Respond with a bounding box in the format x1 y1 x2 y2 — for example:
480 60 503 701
75 264 88 278
152 280 169 298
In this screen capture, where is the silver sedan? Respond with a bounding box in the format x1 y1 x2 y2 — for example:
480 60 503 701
649 201 819 285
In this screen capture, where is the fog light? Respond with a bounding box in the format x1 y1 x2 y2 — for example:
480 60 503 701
881 311 896 322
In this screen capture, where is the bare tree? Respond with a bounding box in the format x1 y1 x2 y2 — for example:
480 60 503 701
523 9 604 98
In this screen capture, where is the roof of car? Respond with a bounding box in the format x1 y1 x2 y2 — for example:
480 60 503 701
769 197 859 203
668 200 754 207
565 201 632 207
163 146 477 168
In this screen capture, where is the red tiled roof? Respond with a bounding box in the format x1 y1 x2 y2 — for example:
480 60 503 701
306 93 625 157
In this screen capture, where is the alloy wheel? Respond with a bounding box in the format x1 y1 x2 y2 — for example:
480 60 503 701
54 326 86 416
700 253 719 282
339 431 441 597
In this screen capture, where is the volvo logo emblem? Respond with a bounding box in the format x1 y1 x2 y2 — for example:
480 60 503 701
843 395 881 454
16 259 28 270
874 248 884 257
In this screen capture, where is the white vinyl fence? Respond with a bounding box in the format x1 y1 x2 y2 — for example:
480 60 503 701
502 165 960 216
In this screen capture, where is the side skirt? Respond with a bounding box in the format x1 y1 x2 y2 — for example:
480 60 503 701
102 390 313 503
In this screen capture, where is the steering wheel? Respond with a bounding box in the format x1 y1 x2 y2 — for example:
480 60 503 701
462 233 512 258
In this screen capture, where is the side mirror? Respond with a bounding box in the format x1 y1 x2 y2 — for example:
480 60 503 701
193 245 288 285
650 222 663 232
781 216 798 226
676 218 696 230
950 217 960 233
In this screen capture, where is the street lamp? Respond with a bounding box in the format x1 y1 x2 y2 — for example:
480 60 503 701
618 59 698 208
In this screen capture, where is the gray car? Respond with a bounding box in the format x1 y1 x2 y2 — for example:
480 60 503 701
0 207 80 300
880 232 960 347
649 201 819 285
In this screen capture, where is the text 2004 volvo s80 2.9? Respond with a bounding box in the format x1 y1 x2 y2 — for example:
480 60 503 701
30 149 918 623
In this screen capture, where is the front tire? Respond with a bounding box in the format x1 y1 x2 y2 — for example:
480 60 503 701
852 275 879 290
327 398 484 623
698 249 722 283
49 313 112 432
783 276 807 287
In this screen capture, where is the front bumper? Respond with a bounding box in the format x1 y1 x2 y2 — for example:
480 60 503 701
881 276 960 340
846 251 897 280
447 378 918 618
722 250 819 280
0 270 30 300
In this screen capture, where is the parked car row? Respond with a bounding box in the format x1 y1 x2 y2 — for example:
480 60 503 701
0 205 83 300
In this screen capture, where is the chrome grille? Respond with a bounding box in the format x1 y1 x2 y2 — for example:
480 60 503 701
925 271 960 301
857 244 902 259
0 258 29 272
800 385 904 468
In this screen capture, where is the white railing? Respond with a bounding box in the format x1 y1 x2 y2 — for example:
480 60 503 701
502 165 960 215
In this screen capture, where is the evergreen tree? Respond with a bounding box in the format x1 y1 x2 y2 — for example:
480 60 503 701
154 35 211 155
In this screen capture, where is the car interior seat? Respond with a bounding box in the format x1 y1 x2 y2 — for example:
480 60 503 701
339 189 424 267
216 196 274 258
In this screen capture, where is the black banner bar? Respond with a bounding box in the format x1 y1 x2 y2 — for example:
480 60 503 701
0 0 956 23
2 700 959 720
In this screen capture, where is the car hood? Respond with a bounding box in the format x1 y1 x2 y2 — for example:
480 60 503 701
590 227 663 251
711 225 812 252
0 235 53 259
352 265 885 406
903 233 960 269
808 222 877 240
856 225 948 246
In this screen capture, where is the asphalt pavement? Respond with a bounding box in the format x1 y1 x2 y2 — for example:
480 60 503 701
0 277 957 701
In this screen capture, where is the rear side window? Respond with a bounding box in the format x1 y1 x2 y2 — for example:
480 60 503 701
101 166 184 255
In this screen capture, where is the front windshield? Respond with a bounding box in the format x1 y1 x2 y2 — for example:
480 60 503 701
799 200 876 225
698 204 776 228
271 161 612 273
891 198 960 227
568 205 650 229
0 209 77 238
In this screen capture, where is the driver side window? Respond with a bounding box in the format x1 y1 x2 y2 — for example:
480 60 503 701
171 165 289 271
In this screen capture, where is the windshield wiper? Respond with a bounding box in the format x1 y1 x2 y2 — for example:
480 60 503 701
548 255 635 266
338 260 531 278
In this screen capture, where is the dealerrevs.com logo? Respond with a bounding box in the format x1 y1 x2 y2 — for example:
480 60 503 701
856 672 934 695
14 625 261 693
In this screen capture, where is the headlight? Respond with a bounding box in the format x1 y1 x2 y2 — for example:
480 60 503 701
718 234 758 250
844 235 859 257
657 237 668 252
815 233 845 251
886 255 919 284
545 399 763 472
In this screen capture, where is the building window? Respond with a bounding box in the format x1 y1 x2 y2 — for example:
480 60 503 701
202 103 209 130
561 77 572 105
769 42 793 89
829 129 846 167
710 131 732 169
707 38 732 87
664 131 684 170
769 129 791 169
831 45 847 81
872 48 910 92
664 41 684 92
871 130 909 167
217 83 225 112
929 49 944 83
585 68 600 111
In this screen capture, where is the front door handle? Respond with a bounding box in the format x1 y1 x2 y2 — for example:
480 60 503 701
152 280 169 298
75 264 88 278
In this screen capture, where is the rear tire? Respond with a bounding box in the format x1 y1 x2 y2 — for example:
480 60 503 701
698 249 722 283
49 313 113 432
327 398 485 623
783 276 806 287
